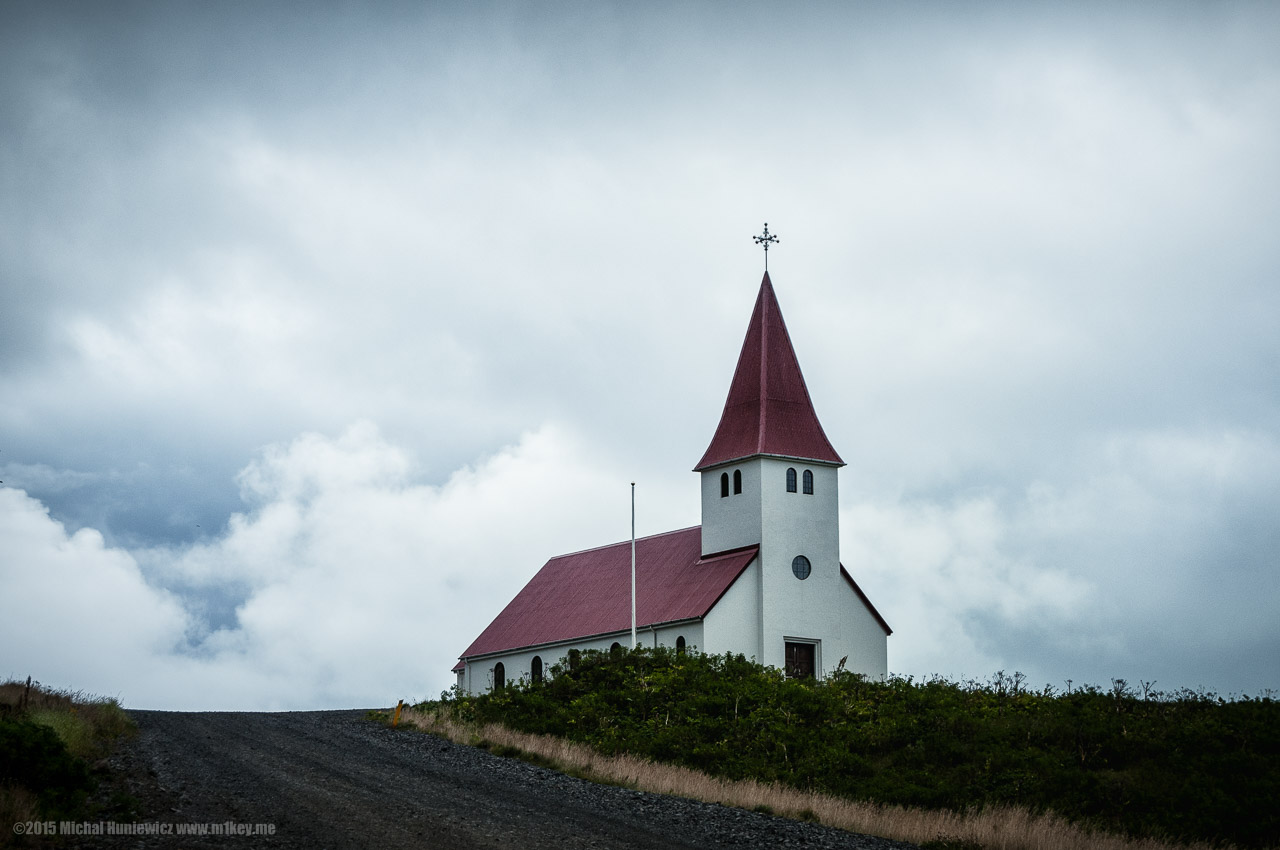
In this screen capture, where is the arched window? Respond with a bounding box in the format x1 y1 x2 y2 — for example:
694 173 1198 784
733 469 742 495
802 469 814 495
720 472 729 498
786 468 797 492
610 641 623 658
531 655 543 685
493 662 505 690
676 636 686 655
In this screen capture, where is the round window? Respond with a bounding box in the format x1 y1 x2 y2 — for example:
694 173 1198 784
791 555 811 580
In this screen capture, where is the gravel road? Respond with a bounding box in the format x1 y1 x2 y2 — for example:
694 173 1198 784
70 709 918 849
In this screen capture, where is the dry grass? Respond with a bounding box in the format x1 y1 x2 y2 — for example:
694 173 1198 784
398 706 1236 850
0 678 78 713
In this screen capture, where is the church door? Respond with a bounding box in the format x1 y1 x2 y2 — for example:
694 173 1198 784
785 642 815 679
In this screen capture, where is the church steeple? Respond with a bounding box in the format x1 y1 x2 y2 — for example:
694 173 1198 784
694 272 843 471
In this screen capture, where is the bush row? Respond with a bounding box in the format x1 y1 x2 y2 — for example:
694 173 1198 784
430 648 1279 848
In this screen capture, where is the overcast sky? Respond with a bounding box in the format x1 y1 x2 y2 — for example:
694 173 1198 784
3 2 1278 710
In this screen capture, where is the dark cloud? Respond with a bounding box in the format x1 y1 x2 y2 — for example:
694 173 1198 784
2 2 1278 705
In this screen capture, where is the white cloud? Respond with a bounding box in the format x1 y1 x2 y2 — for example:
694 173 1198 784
0 487 189 699
2 3 1278 705
844 492 1096 683
4 419 1277 709
848 427 1280 693
3 420 690 709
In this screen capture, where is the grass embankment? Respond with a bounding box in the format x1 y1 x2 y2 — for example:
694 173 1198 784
403 648 1278 850
0 678 135 833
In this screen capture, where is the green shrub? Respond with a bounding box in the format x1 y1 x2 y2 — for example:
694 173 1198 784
427 648 1280 848
27 698 133 761
1 679 136 827
0 715 93 819
28 708 95 760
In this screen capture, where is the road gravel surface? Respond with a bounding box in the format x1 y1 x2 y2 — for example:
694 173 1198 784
69 709 918 849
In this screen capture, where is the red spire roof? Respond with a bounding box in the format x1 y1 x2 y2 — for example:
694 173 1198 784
695 272 843 471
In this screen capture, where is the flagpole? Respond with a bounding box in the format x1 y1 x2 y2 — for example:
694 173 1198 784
631 481 637 649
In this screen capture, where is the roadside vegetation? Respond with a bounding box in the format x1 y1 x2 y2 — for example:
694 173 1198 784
0 677 136 836
405 648 1278 850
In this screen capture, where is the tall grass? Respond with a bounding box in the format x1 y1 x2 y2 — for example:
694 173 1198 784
400 705 1233 850
0 678 132 760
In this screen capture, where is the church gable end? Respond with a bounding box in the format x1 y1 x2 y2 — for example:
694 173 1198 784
454 257 890 693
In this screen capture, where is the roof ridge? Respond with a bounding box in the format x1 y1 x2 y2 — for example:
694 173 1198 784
548 524 701 561
757 272 771 457
698 542 760 561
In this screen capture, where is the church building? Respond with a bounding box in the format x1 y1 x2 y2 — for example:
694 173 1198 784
453 270 891 693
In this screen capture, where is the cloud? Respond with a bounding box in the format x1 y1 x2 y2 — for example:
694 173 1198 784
844 492 1096 684
0 462 97 494
848 427 1280 693
4 420 691 709
0 487 189 699
4 418 1277 709
1 3 1278 707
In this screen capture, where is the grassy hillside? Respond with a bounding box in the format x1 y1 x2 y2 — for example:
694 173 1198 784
0 678 135 833
429 648 1279 848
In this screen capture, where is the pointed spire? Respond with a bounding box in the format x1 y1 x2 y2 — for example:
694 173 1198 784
694 272 844 471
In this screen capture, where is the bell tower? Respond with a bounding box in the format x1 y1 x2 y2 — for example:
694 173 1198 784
694 270 850 673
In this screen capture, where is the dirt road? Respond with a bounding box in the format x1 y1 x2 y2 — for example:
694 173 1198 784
71 709 916 849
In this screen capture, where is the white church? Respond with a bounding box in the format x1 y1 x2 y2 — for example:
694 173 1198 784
453 269 891 693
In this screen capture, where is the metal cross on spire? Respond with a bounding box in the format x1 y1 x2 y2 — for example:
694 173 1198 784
753 223 780 271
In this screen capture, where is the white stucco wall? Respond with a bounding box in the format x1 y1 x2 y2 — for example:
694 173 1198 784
457 621 704 695
701 557 761 659
836 583 890 677
699 461 762 555
700 456 888 681
759 458 887 679
758 457 838 669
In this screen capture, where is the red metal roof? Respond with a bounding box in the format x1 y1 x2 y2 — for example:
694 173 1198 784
458 527 757 661
695 272 844 471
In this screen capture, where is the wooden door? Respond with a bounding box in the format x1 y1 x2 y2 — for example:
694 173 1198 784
785 642 815 679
